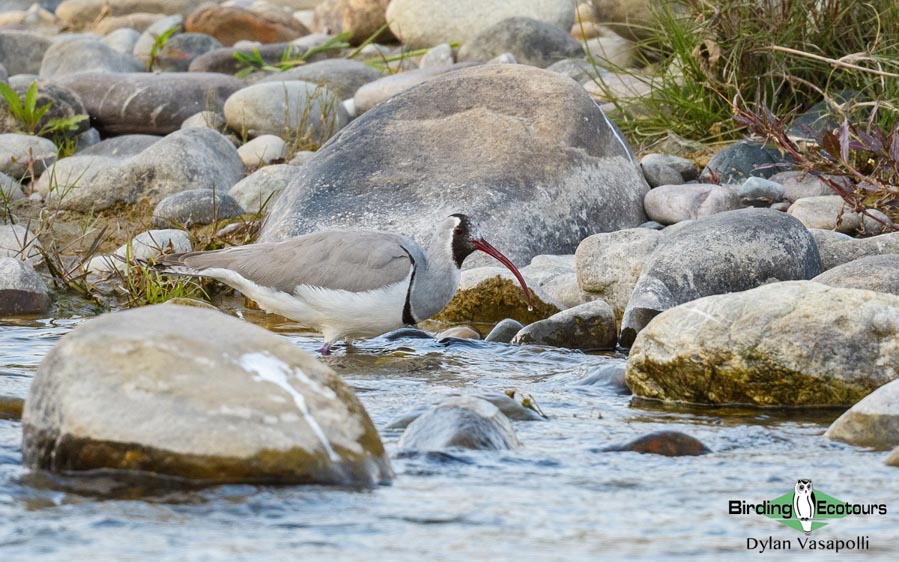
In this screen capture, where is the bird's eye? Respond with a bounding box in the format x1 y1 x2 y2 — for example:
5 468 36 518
453 228 462 235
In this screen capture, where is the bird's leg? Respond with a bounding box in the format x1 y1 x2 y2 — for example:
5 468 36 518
318 342 332 355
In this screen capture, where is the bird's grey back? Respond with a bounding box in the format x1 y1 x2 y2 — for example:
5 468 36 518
168 230 420 293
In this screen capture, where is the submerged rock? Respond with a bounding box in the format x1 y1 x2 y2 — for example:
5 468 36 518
484 318 524 343
22 304 392 485
620 209 821 347
825 379 899 449
603 431 711 457
512 299 616 351
625 281 899 406
398 396 519 452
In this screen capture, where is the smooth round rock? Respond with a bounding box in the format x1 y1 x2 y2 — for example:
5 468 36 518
131 14 184 62
545 57 602 84
769 171 843 202
788 195 891 235
398 396 519 452
813 231 899 270
512 299 616 351
435 326 481 340
39 37 143 79
180 111 226 130
625 281 899 406
257 59 382 100
152 189 245 228
739 176 784 207
352 63 477 114
228 163 293 214
458 17 583 68
0 133 56 178
238 135 288 167
813 254 899 295
484 318 525 343
0 81 89 139
641 159 683 188
644 183 742 225
419 43 454 68
604 431 711 456
0 172 24 203
21 304 392 485
185 5 308 46
825 378 899 449
701 140 792 183
0 30 52 75
312 0 394 45
0 257 49 315
0 223 42 262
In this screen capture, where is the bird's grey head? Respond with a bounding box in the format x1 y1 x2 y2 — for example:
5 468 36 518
448 213 481 267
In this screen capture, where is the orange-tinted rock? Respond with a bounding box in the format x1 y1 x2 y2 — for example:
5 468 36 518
185 6 308 47
313 0 394 45
605 431 711 457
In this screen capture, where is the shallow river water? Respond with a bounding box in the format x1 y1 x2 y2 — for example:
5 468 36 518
1 306 897 561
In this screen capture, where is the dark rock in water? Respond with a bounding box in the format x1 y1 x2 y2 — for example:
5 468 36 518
152 189 244 228
39 37 143 80
701 140 793 183
813 254 899 296
0 257 50 315
604 431 711 457
54 72 243 135
435 267 560 325
0 30 51 75
22 304 392 485
575 362 629 393
78 134 162 158
458 17 583 68
261 64 650 268
382 327 434 341
625 281 899 406
398 396 519 452
825 378 899 449
0 81 88 138
435 326 480 340
257 59 382 100
620 208 821 347
484 318 524 343
512 299 617 351
0 395 24 421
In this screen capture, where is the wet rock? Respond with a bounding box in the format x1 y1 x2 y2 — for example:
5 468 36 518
39 37 143 79
484 318 524 343
813 255 899 295
739 177 784 207
397 396 519 452
262 65 650 268
769 171 842 202
257 59 382 100
0 30 51 75
152 189 244 228
545 57 602 84
228 164 293 214
55 72 243 136
825 378 899 449
22 304 392 485
625 281 899 406
238 135 288 167
788 195 891 236
700 140 792 183
435 326 480 340
512 300 616 350
640 159 683 188
604 431 711 456
641 153 698 181
313 0 393 45
386 0 575 49
78 134 161 157
0 257 49 315
56 0 201 29
352 63 477 114
813 231 899 270
458 17 583 68
0 133 56 178
185 6 308 47
575 228 661 320
643 183 741 225
181 111 226 131
40 128 243 212
223 80 348 144
434 266 560 326
469 389 546 421
575 362 628 392
0 81 89 139
0 223 42 262
886 447 899 466
419 43 453 68
620 209 822 347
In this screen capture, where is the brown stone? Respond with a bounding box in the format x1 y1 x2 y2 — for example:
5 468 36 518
185 6 309 47
605 431 711 456
95 13 167 34
313 0 394 45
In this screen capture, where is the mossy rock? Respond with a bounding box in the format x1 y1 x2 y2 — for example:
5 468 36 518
434 273 560 326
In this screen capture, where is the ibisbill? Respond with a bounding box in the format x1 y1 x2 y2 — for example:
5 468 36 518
155 214 533 354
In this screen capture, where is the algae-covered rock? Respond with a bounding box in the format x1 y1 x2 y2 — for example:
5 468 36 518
625 281 899 407
512 299 616 351
22 304 392 485
433 267 560 325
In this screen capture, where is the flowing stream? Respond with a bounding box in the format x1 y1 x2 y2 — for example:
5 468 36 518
1 305 897 561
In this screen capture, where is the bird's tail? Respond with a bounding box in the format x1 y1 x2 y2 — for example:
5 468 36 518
153 252 209 278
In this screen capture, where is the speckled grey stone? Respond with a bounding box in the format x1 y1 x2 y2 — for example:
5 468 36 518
39 37 143 79
739 177 784 207
228 163 293 213
458 17 583 68
813 254 899 295
512 299 616 350
152 189 244 228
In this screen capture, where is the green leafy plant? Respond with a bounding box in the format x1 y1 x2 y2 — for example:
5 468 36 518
146 25 180 72
233 33 353 79
0 81 88 138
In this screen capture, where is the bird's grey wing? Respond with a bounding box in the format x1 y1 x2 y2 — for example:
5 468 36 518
159 231 415 293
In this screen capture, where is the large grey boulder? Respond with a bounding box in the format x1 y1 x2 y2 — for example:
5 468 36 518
0 31 51 75
22 304 392 485
54 72 244 135
223 80 348 143
386 0 576 49
826 378 899 449
261 65 650 268
512 299 617 350
575 228 661 320
37 128 243 212
0 257 49 315
813 254 899 295
643 183 741 225
257 59 382 100
398 396 519 452
625 281 899 406
620 208 822 346
39 37 143 80
458 17 583 68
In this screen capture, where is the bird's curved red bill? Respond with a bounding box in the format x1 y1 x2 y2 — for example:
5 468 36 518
474 239 534 310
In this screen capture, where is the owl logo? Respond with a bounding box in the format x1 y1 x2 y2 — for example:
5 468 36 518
793 479 816 534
